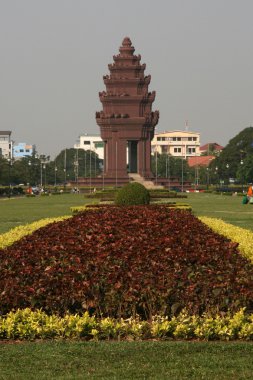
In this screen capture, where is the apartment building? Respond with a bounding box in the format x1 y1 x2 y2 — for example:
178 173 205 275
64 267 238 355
0 131 12 158
151 130 200 158
74 134 104 160
13 142 35 158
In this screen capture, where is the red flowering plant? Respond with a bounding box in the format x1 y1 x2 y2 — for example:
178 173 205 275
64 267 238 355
1 206 253 318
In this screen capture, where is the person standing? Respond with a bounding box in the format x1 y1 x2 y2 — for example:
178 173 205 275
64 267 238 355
247 184 253 202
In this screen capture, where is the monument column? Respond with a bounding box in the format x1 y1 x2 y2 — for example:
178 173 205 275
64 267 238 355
96 37 159 179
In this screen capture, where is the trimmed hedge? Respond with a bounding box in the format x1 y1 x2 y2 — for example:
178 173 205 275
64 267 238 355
115 183 150 205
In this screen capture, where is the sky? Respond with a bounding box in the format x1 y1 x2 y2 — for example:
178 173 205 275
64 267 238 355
0 0 253 158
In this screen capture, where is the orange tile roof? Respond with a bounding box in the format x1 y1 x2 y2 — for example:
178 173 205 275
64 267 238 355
188 155 215 167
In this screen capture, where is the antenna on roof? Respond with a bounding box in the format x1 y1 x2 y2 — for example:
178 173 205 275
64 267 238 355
185 120 189 131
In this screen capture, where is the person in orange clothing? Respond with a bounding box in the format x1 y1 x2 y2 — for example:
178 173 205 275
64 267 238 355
247 184 253 202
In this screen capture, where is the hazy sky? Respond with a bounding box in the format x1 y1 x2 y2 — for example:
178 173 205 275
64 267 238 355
1 0 253 158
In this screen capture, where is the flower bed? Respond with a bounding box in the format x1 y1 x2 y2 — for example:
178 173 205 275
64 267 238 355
0 216 70 249
1 308 253 341
1 206 253 317
199 217 253 262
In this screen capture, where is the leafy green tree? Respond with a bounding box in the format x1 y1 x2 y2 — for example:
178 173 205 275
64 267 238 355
53 148 101 185
210 127 253 183
151 153 190 179
236 155 253 185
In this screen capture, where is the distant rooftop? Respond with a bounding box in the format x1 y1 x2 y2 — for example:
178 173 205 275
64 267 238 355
0 131 11 135
200 142 224 151
188 155 215 167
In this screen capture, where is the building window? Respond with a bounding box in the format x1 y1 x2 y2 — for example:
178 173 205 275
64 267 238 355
193 137 197 141
25 149 30 153
174 147 181 153
187 148 196 154
157 137 166 141
83 141 91 145
20 149 24 152
94 142 104 148
173 137 181 141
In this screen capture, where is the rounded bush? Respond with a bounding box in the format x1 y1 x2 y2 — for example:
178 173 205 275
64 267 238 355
115 182 150 205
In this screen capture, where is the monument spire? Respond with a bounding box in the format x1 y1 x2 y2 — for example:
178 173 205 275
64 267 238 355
96 37 159 178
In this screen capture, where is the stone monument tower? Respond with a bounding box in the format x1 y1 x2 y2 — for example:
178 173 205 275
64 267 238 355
96 37 159 178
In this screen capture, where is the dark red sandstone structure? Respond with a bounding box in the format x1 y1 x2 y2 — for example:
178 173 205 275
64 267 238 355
96 37 159 179
75 38 191 190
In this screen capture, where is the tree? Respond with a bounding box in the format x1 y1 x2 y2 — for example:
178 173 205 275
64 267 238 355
210 127 253 183
53 148 101 184
151 153 189 179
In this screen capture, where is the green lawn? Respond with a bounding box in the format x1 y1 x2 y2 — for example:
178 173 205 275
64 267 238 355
186 192 253 231
1 341 253 380
1 192 253 379
0 194 91 234
1 192 252 234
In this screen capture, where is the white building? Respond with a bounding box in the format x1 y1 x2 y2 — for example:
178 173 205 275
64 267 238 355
74 134 104 160
151 130 200 158
0 131 13 158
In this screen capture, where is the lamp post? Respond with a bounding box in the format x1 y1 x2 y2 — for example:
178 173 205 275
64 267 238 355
226 163 229 189
206 167 209 190
181 156 184 193
40 162 43 188
54 166 58 187
43 164 46 189
28 160 31 187
84 151 87 178
167 154 170 191
155 146 158 186
215 166 219 189
165 154 168 188
7 158 12 199
89 145 92 193
240 160 244 192
102 159 105 191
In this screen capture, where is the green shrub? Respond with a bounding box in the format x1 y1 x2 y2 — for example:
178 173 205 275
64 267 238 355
1 308 253 341
115 183 150 205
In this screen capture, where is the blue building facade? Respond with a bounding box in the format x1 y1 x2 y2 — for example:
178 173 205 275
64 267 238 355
13 143 35 158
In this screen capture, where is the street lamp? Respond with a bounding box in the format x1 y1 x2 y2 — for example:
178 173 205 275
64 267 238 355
54 166 58 186
215 166 219 188
155 146 158 186
28 160 31 187
240 160 244 192
181 157 184 192
167 154 170 191
43 164 46 188
84 151 87 178
226 163 229 188
7 158 12 199
206 167 209 190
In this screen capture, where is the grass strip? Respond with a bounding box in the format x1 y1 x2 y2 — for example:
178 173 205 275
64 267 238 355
1 341 253 380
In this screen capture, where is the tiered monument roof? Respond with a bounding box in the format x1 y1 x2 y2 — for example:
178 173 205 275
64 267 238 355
96 37 159 178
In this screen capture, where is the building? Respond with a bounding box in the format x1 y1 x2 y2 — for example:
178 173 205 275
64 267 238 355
0 131 12 158
96 37 159 178
199 142 224 156
13 143 35 158
151 130 200 158
74 134 104 160
188 155 215 168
